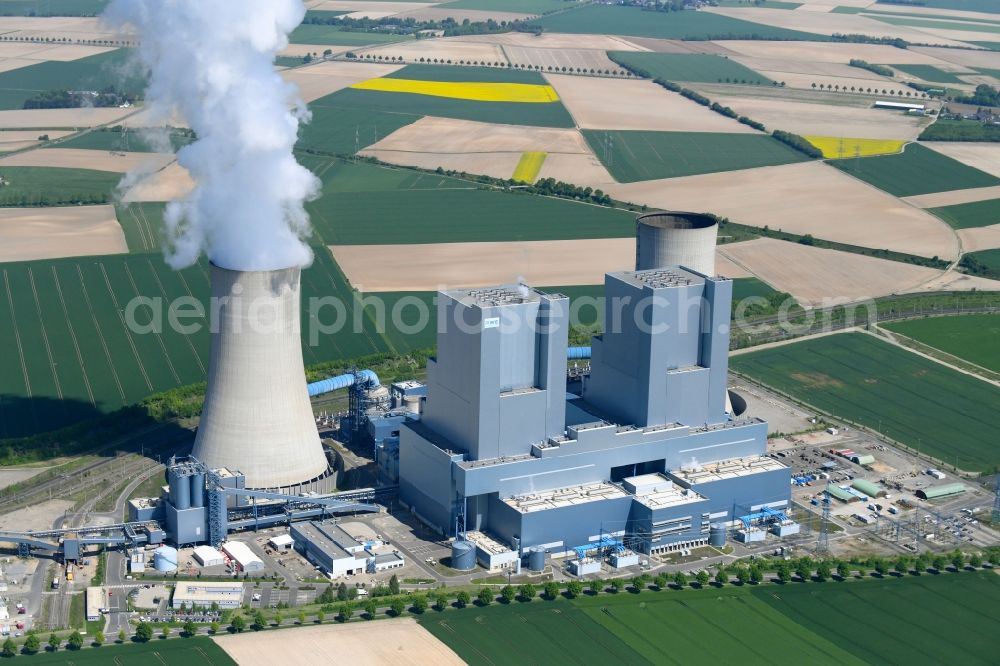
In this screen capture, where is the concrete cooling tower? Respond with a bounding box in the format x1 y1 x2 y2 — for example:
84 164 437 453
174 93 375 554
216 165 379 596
192 265 328 489
635 211 718 276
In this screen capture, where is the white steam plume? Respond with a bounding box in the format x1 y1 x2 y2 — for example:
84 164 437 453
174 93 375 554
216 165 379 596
103 0 319 271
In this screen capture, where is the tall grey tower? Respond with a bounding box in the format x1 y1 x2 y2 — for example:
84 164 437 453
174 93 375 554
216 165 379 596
192 265 328 489
635 211 718 276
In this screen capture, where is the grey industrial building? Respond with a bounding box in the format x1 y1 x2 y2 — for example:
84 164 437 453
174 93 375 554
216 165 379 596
399 267 790 561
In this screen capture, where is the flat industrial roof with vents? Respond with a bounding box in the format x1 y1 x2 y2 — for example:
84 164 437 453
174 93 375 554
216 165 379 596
503 482 628 514
668 456 786 486
446 284 541 308
613 268 705 290
623 473 707 510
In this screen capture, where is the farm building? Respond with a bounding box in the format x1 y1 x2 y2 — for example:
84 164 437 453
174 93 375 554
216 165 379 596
193 545 225 567
851 479 886 498
221 541 264 572
916 484 967 500
172 581 244 610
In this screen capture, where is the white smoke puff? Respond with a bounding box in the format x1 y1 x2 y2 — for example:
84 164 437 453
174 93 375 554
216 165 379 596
103 0 319 271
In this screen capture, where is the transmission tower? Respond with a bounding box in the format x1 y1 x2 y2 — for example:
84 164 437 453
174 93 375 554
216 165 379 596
817 485 831 553
992 474 1000 526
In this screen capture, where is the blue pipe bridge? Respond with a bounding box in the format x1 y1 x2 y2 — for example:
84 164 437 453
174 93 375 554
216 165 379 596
738 507 788 530
571 535 625 559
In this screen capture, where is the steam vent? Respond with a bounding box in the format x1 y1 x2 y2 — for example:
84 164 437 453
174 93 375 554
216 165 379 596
192 265 328 489
635 211 718 276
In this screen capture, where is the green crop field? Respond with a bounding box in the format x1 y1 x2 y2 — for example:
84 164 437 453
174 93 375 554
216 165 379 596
717 0 801 7
23 637 235 665
532 4 826 40
299 104 420 155
608 52 771 84
889 0 1000 12
582 130 810 182
301 157 633 244
731 332 1000 471
829 143 1000 197
0 0 109 16
437 0 572 13
883 314 1000 373
962 248 1000 279
890 63 966 84
289 24 412 45
879 16 1000 35
385 64 548 84
0 166 120 205
423 571 1000 666
0 49 143 110
311 85 574 129
928 198 1000 230
116 202 167 252
733 276 778 301
52 127 193 153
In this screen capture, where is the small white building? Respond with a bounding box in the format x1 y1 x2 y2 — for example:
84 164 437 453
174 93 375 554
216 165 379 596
221 541 265 573
268 534 294 551
193 545 226 568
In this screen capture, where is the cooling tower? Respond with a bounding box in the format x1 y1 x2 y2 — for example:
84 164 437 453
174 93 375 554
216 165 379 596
192 264 328 489
635 211 718 276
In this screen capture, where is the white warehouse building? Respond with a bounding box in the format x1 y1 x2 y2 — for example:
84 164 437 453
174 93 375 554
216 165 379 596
193 545 225 568
221 541 265 573
172 581 245 609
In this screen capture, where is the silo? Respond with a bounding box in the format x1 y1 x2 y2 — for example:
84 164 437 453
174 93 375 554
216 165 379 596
451 541 476 571
635 211 718 276
402 395 422 415
709 524 727 548
192 265 328 489
189 472 205 508
527 546 546 572
153 545 178 572
168 469 190 510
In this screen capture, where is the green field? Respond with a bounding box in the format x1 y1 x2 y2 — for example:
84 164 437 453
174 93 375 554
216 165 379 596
890 63 966 84
928 198 1000 230
311 86 573 129
733 276 778 301
532 4 827 40
289 24 412 46
437 0 573 13
829 143 1000 197
731 332 1000 471
22 637 235 665
717 0 802 7
299 104 420 155
582 130 810 182
116 202 166 252
0 166 119 205
884 314 1000 373
962 248 1000 279
386 64 548 84
0 0 108 16
422 571 1000 666
878 16 1000 34
0 49 143 110
608 51 771 84
883 0 1000 12
51 127 193 153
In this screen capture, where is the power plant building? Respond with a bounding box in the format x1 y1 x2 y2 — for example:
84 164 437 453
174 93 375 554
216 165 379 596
399 267 790 559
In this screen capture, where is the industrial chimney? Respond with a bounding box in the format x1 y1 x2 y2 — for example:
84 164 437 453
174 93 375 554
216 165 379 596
192 264 328 489
635 211 718 276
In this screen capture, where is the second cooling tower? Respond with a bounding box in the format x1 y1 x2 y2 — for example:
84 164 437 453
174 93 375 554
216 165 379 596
635 211 717 276
192 265 328 489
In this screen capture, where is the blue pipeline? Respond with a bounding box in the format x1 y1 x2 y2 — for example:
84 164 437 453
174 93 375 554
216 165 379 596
567 346 592 360
307 369 380 397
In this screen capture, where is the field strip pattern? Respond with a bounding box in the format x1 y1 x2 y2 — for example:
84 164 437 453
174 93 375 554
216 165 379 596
350 77 560 102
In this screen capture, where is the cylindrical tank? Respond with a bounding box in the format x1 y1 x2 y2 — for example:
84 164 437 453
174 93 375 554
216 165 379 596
635 211 718 276
189 472 205 508
153 545 178 572
709 524 727 548
451 541 476 571
193 265 328 489
527 546 546 572
168 469 190 510
402 395 422 415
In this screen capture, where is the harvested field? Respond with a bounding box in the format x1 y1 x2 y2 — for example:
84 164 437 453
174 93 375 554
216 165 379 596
362 149 522 179
758 71 914 95
904 185 1000 208
911 44 1000 70
456 32 647 51
0 130 72 152
717 40 955 65
536 152 615 187
395 7 531 22
924 142 1000 177
544 74 754 132
214 619 463 666
0 205 126 262
729 56 896 80
502 46 624 74
308 0 436 10
702 93 932 140
0 16 128 43
718 238 944 306
603 161 959 260
705 6 970 46
958 223 1000 251
0 106 134 128
121 162 194 202
353 38 507 65
332 239 749 292
0 148 173 173
282 60 403 102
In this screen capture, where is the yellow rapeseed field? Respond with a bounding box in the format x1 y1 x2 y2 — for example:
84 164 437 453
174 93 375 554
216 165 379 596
350 78 560 103
804 136 908 159
512 151 548 183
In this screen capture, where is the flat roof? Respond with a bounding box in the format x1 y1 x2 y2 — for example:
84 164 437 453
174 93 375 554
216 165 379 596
193 545 224 561
464 531 514 555
86 587 106 617
269 534 294 546
291 521 357 561
174 581 244 603
444 284 541 308
220 541 263 566
669 456 786 485
626 474 707 510
503 482 628 514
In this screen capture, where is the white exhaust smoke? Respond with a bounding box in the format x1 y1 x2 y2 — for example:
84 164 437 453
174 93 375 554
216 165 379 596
103 0 319 271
